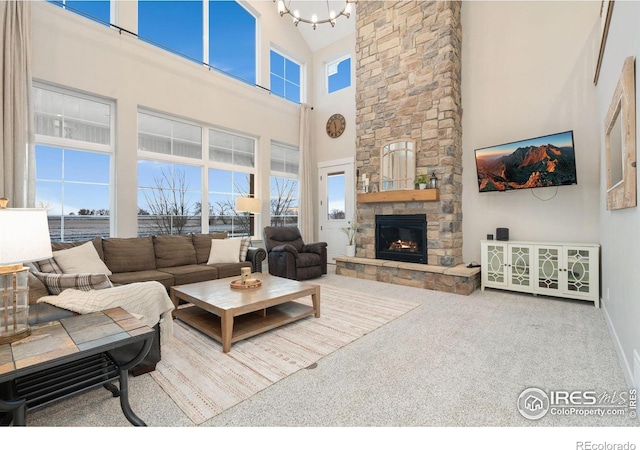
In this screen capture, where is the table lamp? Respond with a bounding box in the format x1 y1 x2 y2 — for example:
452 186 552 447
0 198 53 344
235 196 261 239
235 197 261 215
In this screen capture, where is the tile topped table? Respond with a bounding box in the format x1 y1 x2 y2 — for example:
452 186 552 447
0 307 154 426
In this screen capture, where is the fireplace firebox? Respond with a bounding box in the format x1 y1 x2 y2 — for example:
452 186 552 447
375 214 427 264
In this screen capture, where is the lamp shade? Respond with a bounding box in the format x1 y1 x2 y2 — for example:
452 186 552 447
0 209 52 265
235 197 261 214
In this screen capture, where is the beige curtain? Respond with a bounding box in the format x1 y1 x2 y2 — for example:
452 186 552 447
298 103 314 242
0 1 34 208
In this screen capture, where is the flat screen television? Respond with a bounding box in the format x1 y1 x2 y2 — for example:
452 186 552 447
475 130 577 192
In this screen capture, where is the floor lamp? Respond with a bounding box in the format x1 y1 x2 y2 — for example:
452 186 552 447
0 198 53 344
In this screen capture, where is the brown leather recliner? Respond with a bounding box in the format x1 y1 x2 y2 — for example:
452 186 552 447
263 226 327 281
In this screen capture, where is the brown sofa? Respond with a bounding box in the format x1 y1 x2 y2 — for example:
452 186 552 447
27 233 267 375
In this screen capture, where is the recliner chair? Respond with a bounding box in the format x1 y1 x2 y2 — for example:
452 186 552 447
263 226 327 281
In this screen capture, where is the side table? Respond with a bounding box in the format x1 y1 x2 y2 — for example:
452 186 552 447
0 307 154 426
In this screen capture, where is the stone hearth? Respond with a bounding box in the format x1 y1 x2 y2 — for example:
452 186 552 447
334 256 480 296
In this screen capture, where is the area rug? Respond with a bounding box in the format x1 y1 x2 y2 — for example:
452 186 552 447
150 283 420 425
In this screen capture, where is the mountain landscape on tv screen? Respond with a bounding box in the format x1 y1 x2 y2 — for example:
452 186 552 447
476 144 577 192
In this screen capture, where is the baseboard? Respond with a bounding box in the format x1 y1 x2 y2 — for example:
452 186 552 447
601 298 635 389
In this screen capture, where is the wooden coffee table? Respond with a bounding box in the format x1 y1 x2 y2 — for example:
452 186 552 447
170 273 320 352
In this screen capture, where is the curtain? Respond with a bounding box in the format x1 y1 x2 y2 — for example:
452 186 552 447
298 103 314 242
0 1 34 208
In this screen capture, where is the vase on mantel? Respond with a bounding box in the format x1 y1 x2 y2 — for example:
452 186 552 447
346 245 356 257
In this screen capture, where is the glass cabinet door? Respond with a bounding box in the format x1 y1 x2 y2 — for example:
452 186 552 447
509 245 532 289
536 246 561 294
565 247 592 294
485 243 507 286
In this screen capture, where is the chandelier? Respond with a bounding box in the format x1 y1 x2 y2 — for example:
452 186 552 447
275 0 354 30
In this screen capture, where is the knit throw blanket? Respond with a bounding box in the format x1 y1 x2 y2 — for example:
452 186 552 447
38 281 175 344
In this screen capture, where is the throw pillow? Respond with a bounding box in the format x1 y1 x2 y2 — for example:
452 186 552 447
33 272 113 295
36 257 63 274
207 238 242 265
239 237 251 262
192 232 228 264
53 241 112 275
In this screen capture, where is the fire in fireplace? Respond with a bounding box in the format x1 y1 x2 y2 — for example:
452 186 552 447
375 214 427 264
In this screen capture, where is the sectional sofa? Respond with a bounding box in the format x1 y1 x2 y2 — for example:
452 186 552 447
27 233 267 374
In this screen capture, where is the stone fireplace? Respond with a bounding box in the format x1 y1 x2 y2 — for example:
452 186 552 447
354 0 463 268
334 1 479 295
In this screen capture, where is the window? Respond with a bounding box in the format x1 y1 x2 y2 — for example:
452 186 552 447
138 112 202 159
48 0 111 25
138 0 203 62
209 129 254 167
209 1 256 84
208 168 255 237
208 129 256 236
137 111 257 236
270 50 301 104
137 161 202 236
327 55 351 94
137 112 203 235
137 1 257 85
270 142 299 227
34 85 114 242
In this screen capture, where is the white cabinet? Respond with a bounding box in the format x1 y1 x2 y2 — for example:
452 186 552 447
481 240 600 307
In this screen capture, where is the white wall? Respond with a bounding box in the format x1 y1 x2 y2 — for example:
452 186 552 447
596 0 640 389
31 0 312 237
461 1 601 264
311 34 357 166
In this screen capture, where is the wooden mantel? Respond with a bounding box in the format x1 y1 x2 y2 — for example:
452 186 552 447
357 189 439 203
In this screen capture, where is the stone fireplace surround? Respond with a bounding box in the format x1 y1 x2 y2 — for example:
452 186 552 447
335 1 480 294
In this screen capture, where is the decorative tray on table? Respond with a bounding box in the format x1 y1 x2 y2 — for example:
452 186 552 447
230 278 262 290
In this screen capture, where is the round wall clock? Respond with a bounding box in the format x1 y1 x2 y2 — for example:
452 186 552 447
326 113 346 138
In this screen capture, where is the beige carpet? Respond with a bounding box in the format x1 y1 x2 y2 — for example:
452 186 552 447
150 284 419 424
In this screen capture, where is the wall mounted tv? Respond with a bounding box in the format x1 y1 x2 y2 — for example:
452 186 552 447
475 130 577 192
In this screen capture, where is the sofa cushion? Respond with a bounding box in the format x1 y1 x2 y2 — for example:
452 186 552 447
157 265 219 285
153 235 197 268
207 238 242 264
33 272 113 295
53 241 113 275
192 232 228 264
205 261 252 279
51 236 105 261
103 236 156 273
108 269 174 289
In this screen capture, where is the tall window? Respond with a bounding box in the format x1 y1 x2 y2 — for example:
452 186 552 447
208 129 256 236
270 50 301 104
209 1 256 84
270 142 299 227
48 0 111 25
137 111 257 236
327 55 351 94
138 1 203 62
34 85 114 242
138 1 256 85
137 112 202 236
